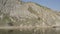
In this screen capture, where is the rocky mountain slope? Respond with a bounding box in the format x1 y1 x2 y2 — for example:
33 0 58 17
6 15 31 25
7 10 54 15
0 0 60 34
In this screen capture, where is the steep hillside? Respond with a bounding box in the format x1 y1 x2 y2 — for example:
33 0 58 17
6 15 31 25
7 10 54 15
0 0 60 34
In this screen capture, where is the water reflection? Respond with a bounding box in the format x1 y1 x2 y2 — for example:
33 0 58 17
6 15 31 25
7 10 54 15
0 28 58 34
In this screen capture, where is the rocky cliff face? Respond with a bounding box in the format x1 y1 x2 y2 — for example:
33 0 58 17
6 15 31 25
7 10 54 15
0 0 60 34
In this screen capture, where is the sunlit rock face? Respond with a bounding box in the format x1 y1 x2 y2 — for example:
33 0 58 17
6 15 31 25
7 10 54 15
0 0 60 34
